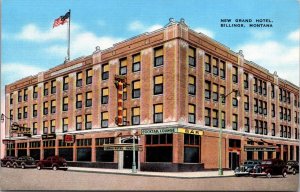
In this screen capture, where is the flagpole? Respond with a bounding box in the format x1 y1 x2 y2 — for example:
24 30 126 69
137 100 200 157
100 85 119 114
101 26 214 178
67 9 71 61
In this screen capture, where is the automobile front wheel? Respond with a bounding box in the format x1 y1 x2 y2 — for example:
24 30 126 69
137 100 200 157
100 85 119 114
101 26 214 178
52 165 58 171
266 172 272 178
282 171 287 178
21 164 25 169
37 165 41 170
292 169 296 175
6 163 10 168
13 164 17 168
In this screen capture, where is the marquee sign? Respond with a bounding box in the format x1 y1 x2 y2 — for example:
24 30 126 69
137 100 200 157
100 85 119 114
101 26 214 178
42 133 56 140
64 134 75 143
141 128 203 136
244 145 277 152
104 144 143 151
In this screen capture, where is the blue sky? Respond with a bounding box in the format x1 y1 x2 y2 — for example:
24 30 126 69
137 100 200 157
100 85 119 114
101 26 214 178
2 0 299 88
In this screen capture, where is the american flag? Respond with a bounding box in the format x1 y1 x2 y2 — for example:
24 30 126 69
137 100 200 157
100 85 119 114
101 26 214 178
53 11 70 28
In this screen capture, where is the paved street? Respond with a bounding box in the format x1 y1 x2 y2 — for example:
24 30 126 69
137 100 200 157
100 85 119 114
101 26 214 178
0 167 298 191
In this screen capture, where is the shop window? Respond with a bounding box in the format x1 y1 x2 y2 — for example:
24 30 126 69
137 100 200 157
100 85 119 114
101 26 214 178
62 97 68 111
205 81 211 100
101 88 109 104
154 75 163 95
44 82 49 96
119 58 127 75
232 114 238 130
76 94 82 109
188 104 195 124
205 108 211 126
212 110 218 127
220 61 226 79
33 85 38 99
154 46 163 67
184 134 200 163
145 134 173 162
132 53 141 72
205 54 211 73
23 106 28 118
43 101 49 115
188 76 196 95
51 80 56 94
244 73 248 89
101 112 108 128
132 107 140 125
154 104 163 123
85 114 92 130
96 138 114 162
43 121 48 134
50 120 55 133
86 68 93 84
212 57 218 76
232 66 238 83
132 80 140 98
76 116 82 130
76 72 83 87
188 47 196 67
63 118 68 132
76 139 92 162
86 91 92 107
63 76 69 91
102 64 109 80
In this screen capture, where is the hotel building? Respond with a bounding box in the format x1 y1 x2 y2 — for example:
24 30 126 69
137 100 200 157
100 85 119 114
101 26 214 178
3 18 299 171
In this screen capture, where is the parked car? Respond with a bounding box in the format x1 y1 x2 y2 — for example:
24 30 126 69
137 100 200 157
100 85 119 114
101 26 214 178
1 156 17 168
251 159 288 178
286 160 299 175
12 156 36 169
234 160 261 176
36 156 68 171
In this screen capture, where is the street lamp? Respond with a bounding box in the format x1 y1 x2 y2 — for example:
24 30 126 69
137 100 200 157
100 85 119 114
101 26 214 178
131 130 137 173
1 113 13 156
218 89 240 175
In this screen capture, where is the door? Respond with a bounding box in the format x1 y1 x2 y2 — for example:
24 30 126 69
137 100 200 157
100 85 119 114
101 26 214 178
229 152 240 170
122 138 138 169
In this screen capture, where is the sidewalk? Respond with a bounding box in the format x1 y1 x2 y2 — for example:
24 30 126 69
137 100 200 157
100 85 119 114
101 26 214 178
68 167 235 178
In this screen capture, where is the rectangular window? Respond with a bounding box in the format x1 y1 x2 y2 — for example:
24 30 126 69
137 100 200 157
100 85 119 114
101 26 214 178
33 85 38 99
205 81 211 100
63 118 68 132
43 101 49 115
188 104 195 124
33 104 37 117
244 95 249 111
279 88 282 101
254 78 258 92
244 73 248 89
51 100 56 113
205 108 211 126
254 99 258 113
101 112 108 128
205 54 211 73
258 100 263 114
44 82 49 96
122 109 127 125
24 88 28 101
51 80 56 94
280 107 283 119
154 46 163 67
50 120 55 133
212 57 218 76
85 114 92 130
10 110 13 120
284 126 287 138
63 76 69 91
188 47 196 67
86 68 93 84
18 90 22 102
10 93 13 104
263 101 267 115
280 125 283 137
154 104 163 123
76 72 83 87
154 75 163 95
76 116 82 130
232 66 238 83
119 58 127 75
295 128 298 139
123 87 127 101
287 109 291 121
33 122 37 135
188 76 196 95
132 80 140 98
272 123 275 136
220 61 226 79
232 97 238 107
262 82 267 96
263 122 268 135
221 111 225 128
244 117 249 132
132 53 141 72
43 121 48 134
258 80 262 94
220 86 225 104
212 84 218 102
23 106 28 118
101 88 109 104
18 108 21 119
272 104 275 117
287 92 290 103
271 84 275 98
232 114 238 130
283 90 286 102
76 94 82 109
63 97 68 111
132 107 140 125
212 110 218 127
86 91 92 107
102 64 109 80
288 126 291 138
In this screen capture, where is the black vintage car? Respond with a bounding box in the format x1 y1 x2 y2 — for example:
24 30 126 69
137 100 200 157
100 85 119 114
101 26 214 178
12 156 36 169
1 156 17 168
251 159 288 178
234 160 261 176
286 160 299 175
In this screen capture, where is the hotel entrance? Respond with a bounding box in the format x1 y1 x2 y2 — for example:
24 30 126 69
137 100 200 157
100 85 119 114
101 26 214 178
122 138 138 169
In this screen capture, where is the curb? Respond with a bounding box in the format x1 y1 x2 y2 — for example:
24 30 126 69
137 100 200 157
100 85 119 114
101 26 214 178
67 168 236 179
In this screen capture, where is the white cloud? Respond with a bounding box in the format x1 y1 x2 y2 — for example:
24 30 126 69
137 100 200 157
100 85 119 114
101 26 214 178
250 30 272 39
2 63 45 85
128 21 163 33
287 29 299 41
237 41 299 85
194 27 214 38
